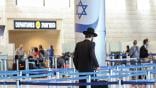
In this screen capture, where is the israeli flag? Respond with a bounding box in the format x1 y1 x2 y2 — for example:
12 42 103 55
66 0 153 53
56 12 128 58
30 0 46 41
75 0 106 66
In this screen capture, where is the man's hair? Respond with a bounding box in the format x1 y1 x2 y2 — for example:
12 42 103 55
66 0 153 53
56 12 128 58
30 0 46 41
85 35 92 38
143 39 148 45
133 40 137 45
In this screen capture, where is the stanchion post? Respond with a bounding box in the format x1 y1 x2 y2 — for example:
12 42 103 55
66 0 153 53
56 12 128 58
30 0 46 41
48 68 52 79
48 59 50 68
16 59 20 88
118 79 122 88
25 59 29 71
4 58 8 88
16 70 22 88
109 69 112 88
0 58 6 88
117 66 122 88
150 60 154 88
16 59 19 71
55 56 57 69
19 71 22 88
16 79 20 88
52 56 55 68
87 75 91 88
147 71 151 88
127 54 131 65
0 59 2 70
112 54 115 66
72 69 76 88
110 69 115 88
112 54 115 59
150 60 154 79
56 72 60 79
120 53 123 59
69 57 72 68
25 59 30 88
55 72 60 88
0 59 3 88
4 59 7 71
48 67 52 88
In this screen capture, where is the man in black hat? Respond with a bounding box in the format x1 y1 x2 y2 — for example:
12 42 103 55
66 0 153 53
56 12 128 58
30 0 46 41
73 27 99 88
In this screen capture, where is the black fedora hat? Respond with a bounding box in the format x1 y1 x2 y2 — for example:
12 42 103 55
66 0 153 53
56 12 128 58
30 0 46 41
83 27 97 37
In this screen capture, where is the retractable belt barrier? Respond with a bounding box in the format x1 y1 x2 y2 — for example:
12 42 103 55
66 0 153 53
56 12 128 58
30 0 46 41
1 63 156 79
0 63 156 87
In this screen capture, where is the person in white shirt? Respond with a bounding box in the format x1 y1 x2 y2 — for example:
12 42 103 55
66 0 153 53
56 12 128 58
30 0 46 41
15 44 25 62
129 40 140 59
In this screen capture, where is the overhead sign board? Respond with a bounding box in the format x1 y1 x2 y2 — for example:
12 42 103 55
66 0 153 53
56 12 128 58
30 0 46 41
14 20 56 29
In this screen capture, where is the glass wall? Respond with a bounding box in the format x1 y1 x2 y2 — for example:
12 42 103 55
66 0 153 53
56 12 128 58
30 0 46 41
17 0 70 8
0 0 4 7
45 0 70 8
17 0 43 7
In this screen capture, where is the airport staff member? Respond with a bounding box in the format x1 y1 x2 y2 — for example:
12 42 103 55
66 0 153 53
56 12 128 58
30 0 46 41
73 27 99 88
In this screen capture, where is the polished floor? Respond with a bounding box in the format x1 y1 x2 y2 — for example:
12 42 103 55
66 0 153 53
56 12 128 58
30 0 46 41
1 85 73 88
0 78 156 88
1 84 156 88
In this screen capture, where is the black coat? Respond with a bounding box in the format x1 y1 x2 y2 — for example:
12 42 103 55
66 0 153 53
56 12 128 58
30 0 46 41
73 40 99 72
140 45 148 58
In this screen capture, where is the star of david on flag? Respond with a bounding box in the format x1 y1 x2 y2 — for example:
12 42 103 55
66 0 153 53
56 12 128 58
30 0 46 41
76 0 88 19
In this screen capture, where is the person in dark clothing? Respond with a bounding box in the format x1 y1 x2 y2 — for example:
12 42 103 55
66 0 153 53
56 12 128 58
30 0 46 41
57 56 65 68
48 45 54 68
139 39 149 81
38 45 46 67
140 38 149 62
73 27 99 88
125 45 130 56
39 45 45 59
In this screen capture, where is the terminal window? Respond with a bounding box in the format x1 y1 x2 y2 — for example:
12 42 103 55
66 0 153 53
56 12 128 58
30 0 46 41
16 0 70 8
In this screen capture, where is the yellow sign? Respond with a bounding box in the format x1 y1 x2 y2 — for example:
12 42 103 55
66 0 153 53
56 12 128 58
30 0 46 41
36 21 41 29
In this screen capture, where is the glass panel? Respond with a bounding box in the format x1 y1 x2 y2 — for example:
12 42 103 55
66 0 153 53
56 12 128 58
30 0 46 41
137 0 150 10
106 0 126 10
17 0 43 7
45 0 69 8
0 0 4 7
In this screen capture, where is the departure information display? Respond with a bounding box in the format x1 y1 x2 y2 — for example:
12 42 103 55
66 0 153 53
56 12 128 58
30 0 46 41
14 20 56 29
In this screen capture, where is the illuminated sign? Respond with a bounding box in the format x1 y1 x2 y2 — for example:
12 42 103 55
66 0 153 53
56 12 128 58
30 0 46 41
14 20 56 29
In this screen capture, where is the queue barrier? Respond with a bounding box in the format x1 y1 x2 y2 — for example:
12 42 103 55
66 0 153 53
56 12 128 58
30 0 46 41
0 55 8 71
109 53 156 57
0 79 155 86
0 63 156 88
1 63 156 79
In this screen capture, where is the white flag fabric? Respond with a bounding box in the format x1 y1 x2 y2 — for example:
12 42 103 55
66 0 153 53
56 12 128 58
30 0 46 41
75 0 106 66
